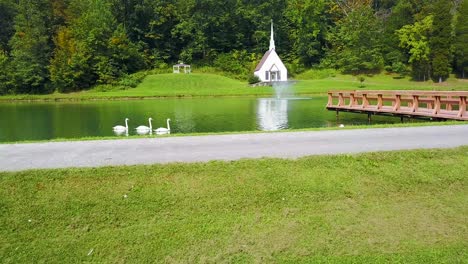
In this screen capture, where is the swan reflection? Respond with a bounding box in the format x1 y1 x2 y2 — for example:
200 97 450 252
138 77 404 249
257 98 288 131
113 130 129 136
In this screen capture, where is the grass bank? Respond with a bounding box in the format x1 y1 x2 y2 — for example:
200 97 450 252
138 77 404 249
1 71 468 101
1 121 466 144
1 147 467 262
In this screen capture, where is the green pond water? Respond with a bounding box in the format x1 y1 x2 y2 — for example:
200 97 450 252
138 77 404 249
0 96 415 142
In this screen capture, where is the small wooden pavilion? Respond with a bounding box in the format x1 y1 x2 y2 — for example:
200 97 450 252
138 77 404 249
173 63 191 74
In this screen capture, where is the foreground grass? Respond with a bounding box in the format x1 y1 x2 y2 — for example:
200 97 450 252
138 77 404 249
2 72 468 101
1 147 467 262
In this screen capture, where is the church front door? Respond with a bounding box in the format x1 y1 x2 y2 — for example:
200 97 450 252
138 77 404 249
270 71 281 82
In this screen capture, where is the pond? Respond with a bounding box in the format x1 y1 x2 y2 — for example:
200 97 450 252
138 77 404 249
0 96 415 142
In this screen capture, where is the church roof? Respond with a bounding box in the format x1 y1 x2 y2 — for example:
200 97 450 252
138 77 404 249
254 49 273 72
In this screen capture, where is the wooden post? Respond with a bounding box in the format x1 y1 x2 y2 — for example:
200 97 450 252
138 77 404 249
447 96 452 111
433 96 441 115
393 95 401 111
327 93 333 107
412 95 419 112
458 96 466 118
349 93 355 107
427 96 433 109
362 94 369 108
377 94 383 110
338 93 344 106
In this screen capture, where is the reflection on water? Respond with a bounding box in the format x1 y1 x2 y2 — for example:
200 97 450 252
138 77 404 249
257 98 288 131
113 130 129 137
0 97 417 142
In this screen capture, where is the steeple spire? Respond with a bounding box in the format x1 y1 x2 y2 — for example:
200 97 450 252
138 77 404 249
269 19 275 50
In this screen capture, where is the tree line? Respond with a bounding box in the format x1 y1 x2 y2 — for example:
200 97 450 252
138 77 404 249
0 0 467 94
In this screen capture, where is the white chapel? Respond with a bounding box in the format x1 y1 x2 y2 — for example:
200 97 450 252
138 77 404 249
254 20 288 82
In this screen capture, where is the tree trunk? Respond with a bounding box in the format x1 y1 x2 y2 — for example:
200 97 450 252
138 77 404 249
439 76 442 83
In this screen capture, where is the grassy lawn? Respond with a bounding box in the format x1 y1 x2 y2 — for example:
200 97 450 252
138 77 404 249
293 73 468 94
1 147 467 262
1 72 468 101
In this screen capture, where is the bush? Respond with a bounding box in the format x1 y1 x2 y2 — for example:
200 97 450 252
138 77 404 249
213 50 262 80
358 75 366 88
248 75 260 84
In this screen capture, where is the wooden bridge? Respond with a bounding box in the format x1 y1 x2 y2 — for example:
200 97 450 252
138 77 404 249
327 90 468 121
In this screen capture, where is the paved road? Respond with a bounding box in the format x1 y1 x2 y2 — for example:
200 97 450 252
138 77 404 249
1 125 468 172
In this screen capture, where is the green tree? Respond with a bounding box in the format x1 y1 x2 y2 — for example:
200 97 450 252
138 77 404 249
0 49 13 94
50 0 145 92
430 0 453 82
396 15 433 81
380 0 414 72
0 0 16 51
325 4 384 74
9 0 52 94
285 0 330 67
454 0 468 78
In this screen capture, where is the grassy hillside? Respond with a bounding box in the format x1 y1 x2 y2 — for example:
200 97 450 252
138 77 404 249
1 71 468 101
293 70 468 94
1 147 467 262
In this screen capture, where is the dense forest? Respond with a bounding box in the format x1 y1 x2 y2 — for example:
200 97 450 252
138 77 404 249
0 0 467 94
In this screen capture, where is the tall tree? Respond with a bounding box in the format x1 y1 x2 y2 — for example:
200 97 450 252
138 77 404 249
50 0 145 92
454 0 468 78
9 0 52 93
325 3 384 74
396 15 433 81
380 0 414 73
430 0 453 82
0 0 16 51
285 0 330 67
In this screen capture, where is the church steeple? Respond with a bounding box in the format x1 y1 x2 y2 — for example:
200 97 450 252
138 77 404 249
269 19 275 50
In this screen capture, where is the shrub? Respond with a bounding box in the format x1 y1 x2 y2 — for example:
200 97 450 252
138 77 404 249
248 75 260 84
213 50 262 80
358 76 366 88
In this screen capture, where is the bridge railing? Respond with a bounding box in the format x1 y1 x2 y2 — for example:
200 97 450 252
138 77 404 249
327 90 468 120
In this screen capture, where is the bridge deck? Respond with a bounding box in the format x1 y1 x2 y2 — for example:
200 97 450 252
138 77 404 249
327 90 468 121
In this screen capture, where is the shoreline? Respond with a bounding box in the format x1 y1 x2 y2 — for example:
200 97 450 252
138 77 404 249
0 92 325 102
2 121 466 145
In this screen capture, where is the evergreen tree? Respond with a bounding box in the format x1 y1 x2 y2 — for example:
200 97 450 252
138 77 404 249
380 0 414 73
0 0 16 51
430 0 453 82
9 0 52 94
454 0 468 78
285 0 330 67
325 4 384 74
0 49 13 94
50 0 145 92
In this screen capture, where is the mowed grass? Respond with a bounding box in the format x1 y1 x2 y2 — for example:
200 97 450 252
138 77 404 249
1 147 467 262
293 73 468 94
0 73 270 101
2 72 468 101
85 73 268 97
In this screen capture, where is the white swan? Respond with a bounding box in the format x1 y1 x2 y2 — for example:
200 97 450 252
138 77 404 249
113 118 129 132
155 118 171 135
136 118 153 135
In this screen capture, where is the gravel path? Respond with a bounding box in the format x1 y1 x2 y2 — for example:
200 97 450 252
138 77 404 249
1 125 468 172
